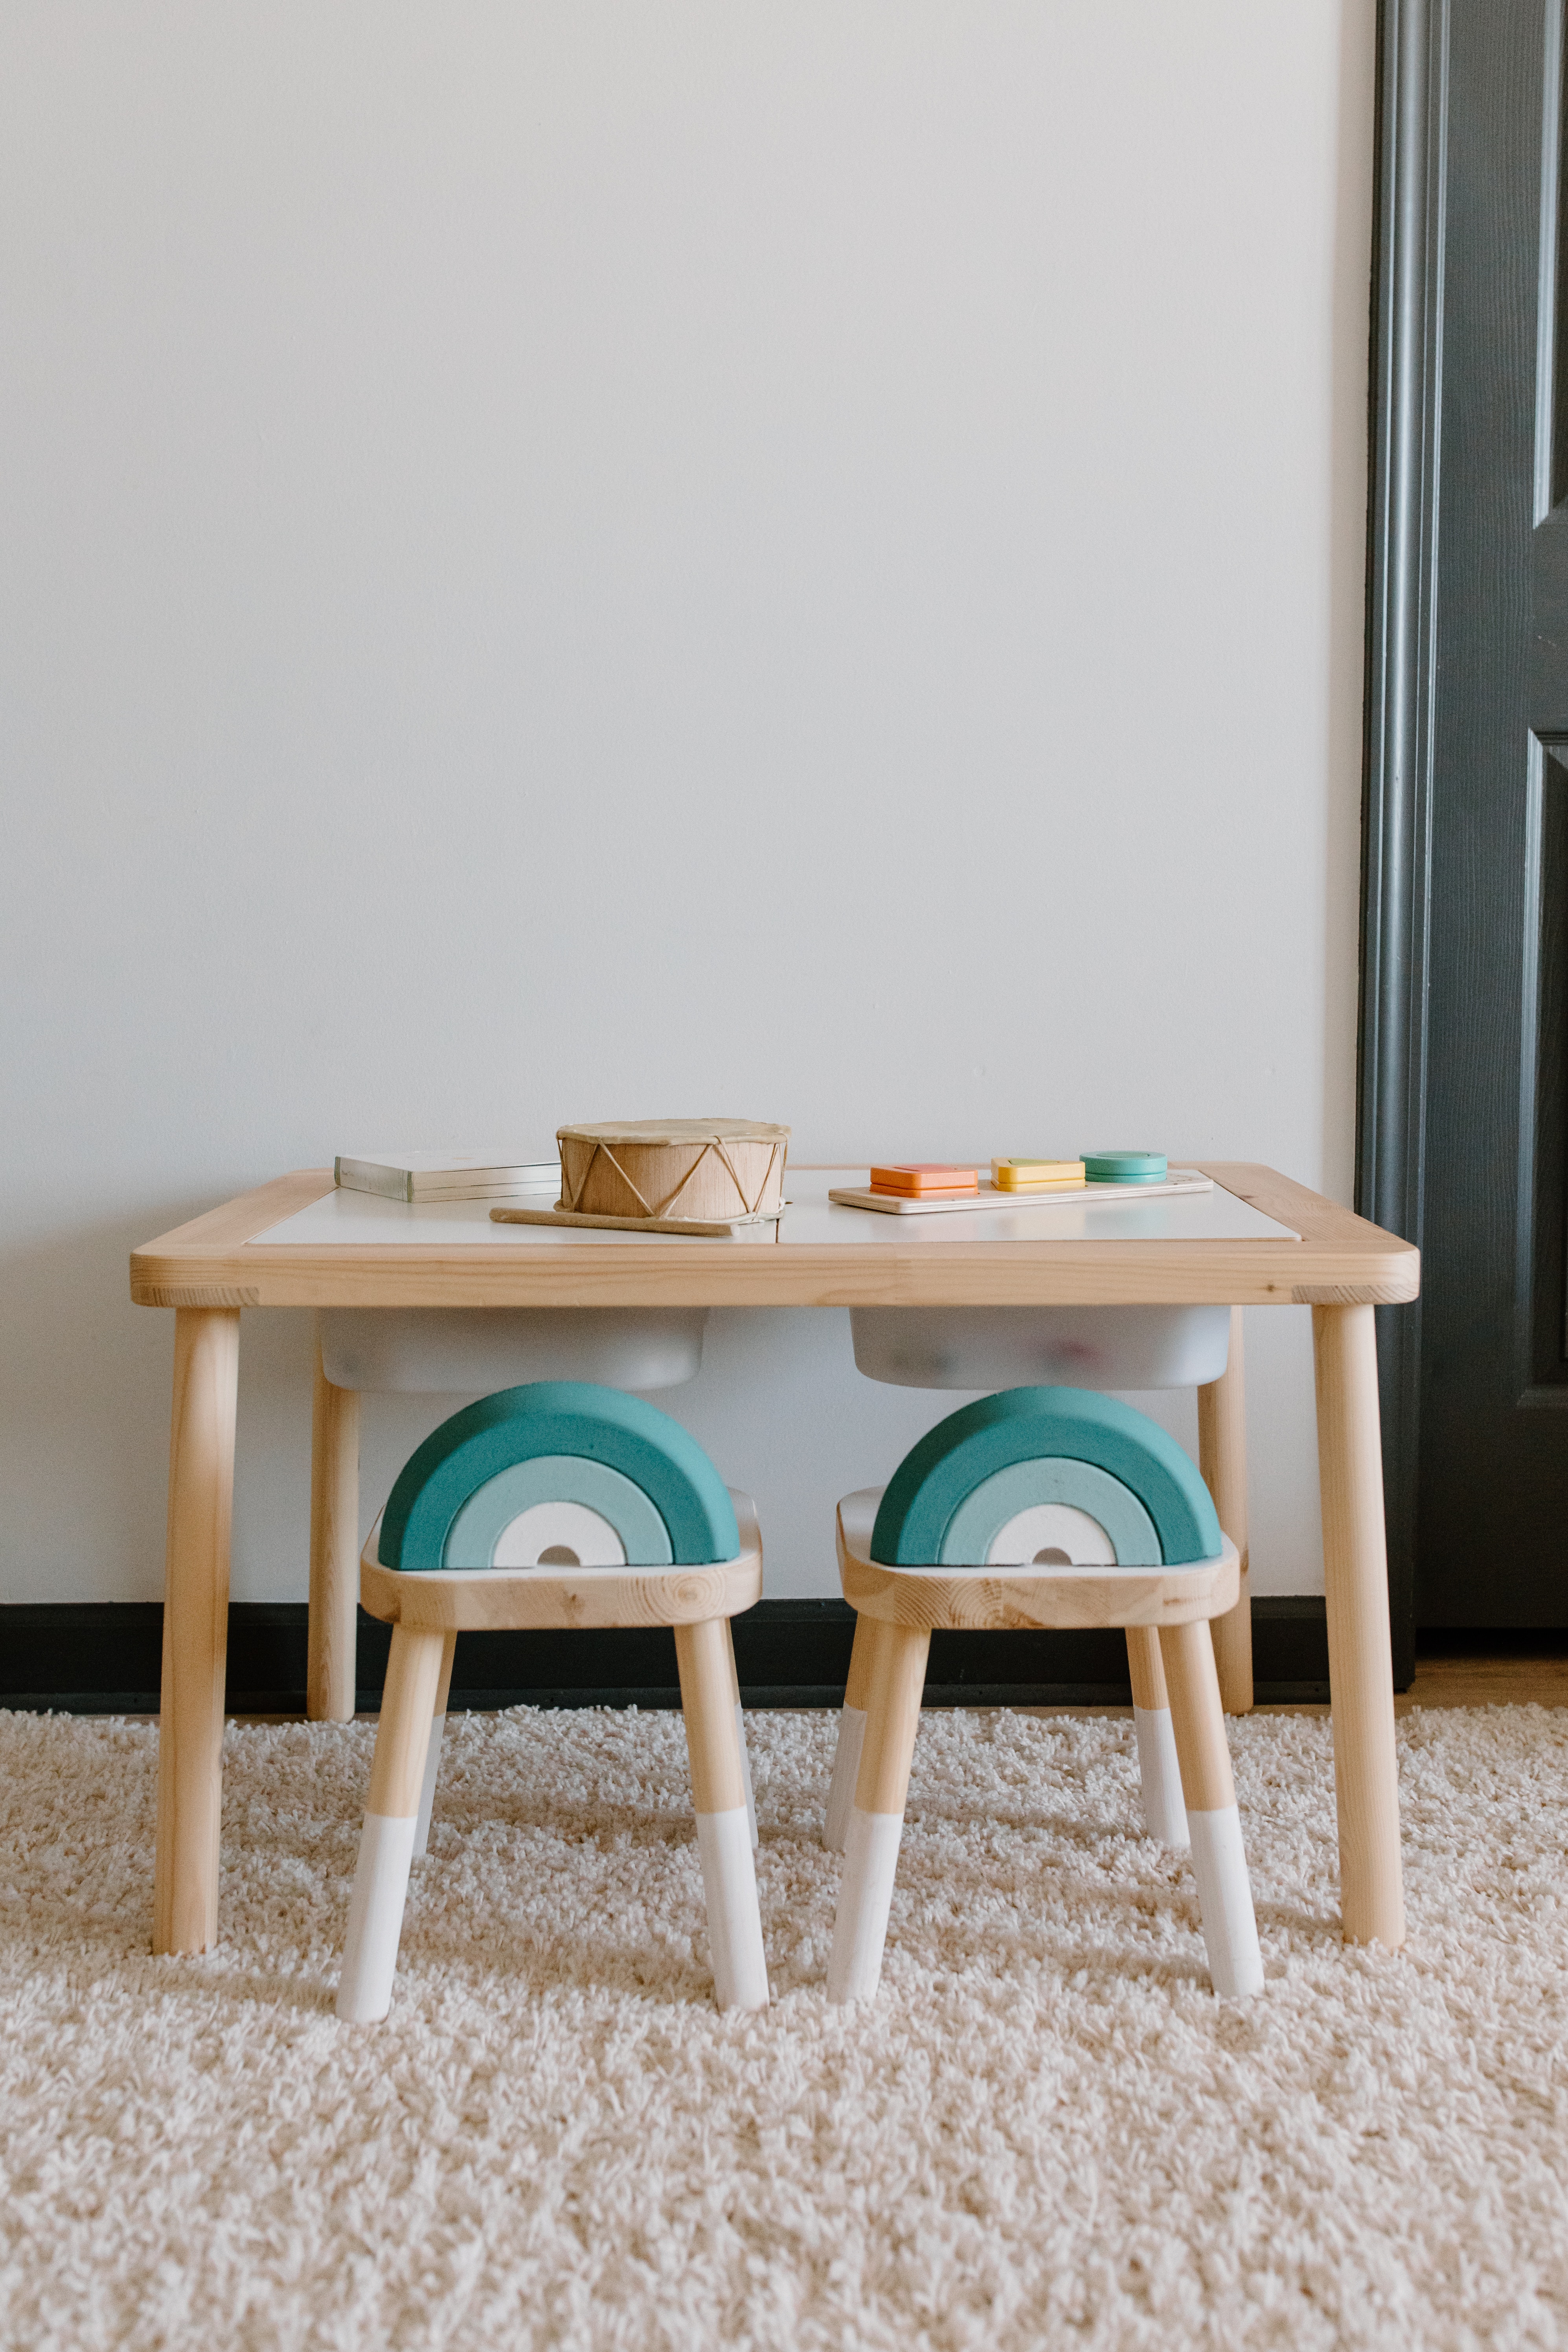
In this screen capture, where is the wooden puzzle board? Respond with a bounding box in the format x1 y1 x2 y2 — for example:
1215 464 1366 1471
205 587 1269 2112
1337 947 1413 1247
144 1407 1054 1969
828 1169 1213 1215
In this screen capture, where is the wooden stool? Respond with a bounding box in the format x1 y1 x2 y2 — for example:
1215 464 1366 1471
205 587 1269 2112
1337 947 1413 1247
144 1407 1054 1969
822 1388 1264 2004
334 1383 768 2022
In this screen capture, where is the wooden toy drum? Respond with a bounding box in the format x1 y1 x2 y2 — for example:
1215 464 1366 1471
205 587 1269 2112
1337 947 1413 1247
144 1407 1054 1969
556 1120 790 1226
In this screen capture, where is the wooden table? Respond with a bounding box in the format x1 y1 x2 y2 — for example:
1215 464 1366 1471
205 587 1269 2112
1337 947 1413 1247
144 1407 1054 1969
130 1162 1419 1960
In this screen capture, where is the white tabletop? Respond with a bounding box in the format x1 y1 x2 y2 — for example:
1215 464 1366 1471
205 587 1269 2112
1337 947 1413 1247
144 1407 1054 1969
248 1168 1300 1248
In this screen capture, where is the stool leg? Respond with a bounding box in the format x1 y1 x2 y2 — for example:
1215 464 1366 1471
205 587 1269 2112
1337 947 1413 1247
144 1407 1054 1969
824 1612 881 1853
337 1626 443 2023
1160 1620 1263 1999
1200 1306 1254 1714
723 1619 758 1851
675 1618 769 2011
1125 1626 1190 1848
827 1620 930 2003
412 1632 457 1859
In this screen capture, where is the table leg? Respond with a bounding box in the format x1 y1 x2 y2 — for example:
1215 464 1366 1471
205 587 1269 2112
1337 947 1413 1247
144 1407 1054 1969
1200 1306 1252 1713
308 1335 360 1722
153 1307 241 1956
1312 1302 1405 1949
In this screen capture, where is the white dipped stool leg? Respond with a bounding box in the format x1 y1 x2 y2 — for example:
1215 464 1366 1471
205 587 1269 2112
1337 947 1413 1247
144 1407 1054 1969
1160 1620 1264 1999
695 1808 766 2007
723 1622 758 1851
339 1814 417 2020
412 1631 456 1860
827 1620 930 2003
337 1625 444 2023
1186 1806 1263 1998
824 1615 880 1854
675 1617 769 2010
829 1806 905 2000
1125 1626 1190 1848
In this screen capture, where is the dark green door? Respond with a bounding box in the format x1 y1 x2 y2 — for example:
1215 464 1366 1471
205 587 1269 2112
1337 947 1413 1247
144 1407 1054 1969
1363 0 1568 1640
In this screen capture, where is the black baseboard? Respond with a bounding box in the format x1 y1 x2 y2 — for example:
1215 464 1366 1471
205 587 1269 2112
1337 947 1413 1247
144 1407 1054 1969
1 1596 1338 1714
1414 1624 1568 1653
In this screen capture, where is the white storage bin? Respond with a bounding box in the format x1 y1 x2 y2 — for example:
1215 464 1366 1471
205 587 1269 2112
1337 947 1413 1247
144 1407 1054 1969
318 1307 708 1394
848 1304 1231 1393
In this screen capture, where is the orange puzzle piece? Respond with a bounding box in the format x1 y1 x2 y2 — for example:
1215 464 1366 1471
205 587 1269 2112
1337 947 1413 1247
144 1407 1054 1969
868 1163 980 1195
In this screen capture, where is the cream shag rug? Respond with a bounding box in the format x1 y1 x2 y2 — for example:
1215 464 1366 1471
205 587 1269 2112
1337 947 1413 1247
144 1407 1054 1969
1 1703 1566 2350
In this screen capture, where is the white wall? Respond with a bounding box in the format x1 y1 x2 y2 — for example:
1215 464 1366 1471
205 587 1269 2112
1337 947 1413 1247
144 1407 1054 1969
0 2 1375 1606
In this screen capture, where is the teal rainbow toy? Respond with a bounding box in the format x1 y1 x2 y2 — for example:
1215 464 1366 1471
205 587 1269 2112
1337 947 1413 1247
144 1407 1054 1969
869 1386 1222 1566
380 1381 741 1569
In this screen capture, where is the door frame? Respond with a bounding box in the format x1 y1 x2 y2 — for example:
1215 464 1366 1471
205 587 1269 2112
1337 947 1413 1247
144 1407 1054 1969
1357 0 1448 1685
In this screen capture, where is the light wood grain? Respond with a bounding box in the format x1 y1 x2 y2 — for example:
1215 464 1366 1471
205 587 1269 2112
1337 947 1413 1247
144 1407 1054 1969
1313 1302 1405 1949
366 1627 445 1818
129 1163 1420 1310
1395 1651 1568 1709
136 1284 261 1308
362 1551 762 1632
490 1203 777 1238
843 1613 881 1712
838 1512 1240 1631
1159 1618 1237 1811
558 1122 788 1224
434 1631 456 1717
1124 1625 1170 1713
153 1308 240 1956
854 1621 932 1815
359 1494 762 1632
674 1617 748 1813
307 1339 360 1723
1200 1307 1253 1713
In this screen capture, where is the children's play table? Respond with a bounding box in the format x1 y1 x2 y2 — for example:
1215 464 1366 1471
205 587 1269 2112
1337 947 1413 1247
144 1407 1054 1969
129 1162 1419 1960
